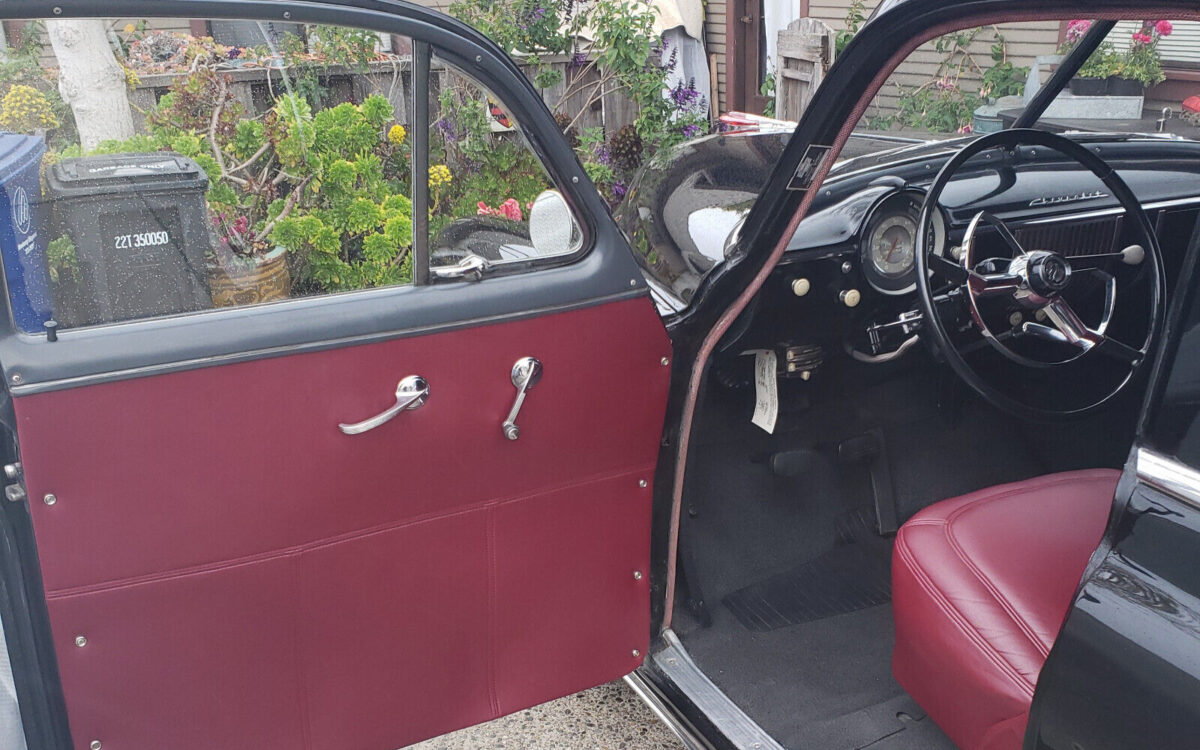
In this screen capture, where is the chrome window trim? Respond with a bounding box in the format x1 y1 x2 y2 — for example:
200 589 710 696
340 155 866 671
1135 447 1200 511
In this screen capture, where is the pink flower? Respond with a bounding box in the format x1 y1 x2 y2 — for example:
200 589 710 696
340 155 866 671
499 198 522 221
1156 20 1173 36
1066 19 1091 42
1132 32 1153 44
477 199 524 221
957 124 974 135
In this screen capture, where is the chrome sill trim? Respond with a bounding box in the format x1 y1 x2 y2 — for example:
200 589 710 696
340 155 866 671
624 672 712 750
1136 447 1200 511
649 629 786 750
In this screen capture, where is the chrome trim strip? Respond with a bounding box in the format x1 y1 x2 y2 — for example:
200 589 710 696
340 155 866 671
650 629 786 750
1020 195 1200 226
623 672 712 750
1136 447 1200 511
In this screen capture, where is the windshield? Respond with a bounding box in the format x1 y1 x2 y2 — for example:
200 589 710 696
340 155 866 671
1032 20 1200 137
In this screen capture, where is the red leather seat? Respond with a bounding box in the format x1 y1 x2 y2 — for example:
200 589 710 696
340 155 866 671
891 469 1120 750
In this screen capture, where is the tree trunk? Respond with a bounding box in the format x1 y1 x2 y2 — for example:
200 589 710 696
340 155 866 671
46 19 134 151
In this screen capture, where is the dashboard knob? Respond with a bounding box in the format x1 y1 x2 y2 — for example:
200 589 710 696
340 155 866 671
791 278 811 297
840 289 862 308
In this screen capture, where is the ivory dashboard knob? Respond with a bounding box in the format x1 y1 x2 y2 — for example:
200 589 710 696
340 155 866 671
840 289 862 308
791 278 811 297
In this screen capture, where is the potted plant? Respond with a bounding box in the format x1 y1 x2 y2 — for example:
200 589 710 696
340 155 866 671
143 68 310 306
1059 20 1119 96
1111 20 1172 96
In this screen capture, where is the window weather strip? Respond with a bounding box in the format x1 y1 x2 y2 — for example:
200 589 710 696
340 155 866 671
412 40 431 286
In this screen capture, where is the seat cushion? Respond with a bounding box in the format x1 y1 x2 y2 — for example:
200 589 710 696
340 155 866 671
892 469 1120 750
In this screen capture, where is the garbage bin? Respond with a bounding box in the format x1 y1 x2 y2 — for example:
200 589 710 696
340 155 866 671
45 153 213 327
210 20 305 48
0 133 51 333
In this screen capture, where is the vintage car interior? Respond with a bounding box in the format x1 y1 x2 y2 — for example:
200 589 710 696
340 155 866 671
1 3 1199 750
639 17 1200 750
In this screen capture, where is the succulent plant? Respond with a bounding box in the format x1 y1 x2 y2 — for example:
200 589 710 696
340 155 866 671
609 124 643 173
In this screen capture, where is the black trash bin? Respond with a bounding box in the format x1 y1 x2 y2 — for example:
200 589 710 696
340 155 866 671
45 153 213 327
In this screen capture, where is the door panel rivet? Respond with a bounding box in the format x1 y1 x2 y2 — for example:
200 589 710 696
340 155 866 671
10 374 21 384
283 11 291 18
90 741 101 750
572 176 579 184
631 649 641 658
638 479 647 488
660 357 669 366
633 571 643 580
74 635 87 648
43 493 57 506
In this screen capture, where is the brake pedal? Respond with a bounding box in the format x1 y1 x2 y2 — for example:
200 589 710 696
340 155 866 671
838 429 899 536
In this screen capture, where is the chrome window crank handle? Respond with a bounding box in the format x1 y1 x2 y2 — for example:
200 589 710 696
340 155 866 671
503 357 543 441
338 375 429 435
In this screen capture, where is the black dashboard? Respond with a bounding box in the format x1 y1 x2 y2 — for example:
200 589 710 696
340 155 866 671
618 130 1200 373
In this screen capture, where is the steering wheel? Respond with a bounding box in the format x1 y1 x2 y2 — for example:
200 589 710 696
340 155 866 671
914 128 1165 418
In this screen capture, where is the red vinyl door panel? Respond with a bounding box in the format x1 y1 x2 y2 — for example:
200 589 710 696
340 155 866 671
12 296 671 750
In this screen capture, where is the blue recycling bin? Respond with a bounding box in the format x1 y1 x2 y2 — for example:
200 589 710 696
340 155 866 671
0 133 50 333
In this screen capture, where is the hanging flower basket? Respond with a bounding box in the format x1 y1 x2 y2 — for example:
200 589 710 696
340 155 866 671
208 246 291 308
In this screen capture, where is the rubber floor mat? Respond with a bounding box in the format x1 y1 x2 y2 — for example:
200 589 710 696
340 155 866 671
723 512 892 632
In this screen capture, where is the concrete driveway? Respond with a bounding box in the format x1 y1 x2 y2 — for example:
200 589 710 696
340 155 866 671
406 681 684 750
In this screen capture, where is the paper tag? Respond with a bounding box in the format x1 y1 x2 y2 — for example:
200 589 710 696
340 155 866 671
751 350 779 434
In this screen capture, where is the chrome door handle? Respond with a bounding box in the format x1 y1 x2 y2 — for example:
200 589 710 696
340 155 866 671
502 357 542 441
432 254 490 281
338 375 429 435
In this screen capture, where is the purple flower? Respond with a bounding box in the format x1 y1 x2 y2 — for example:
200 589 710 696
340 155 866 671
435 117 460 142
612 181 628 198
661 43 678 73
681 123 702 139
670 81 700 108
594 144 612 165
570 51 588 70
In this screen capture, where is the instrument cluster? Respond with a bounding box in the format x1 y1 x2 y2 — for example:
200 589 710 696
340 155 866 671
860 189 947 295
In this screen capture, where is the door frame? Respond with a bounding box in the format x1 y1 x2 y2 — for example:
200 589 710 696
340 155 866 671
726 0 810 114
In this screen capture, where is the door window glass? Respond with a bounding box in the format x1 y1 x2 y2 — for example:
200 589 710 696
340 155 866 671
0 16 585 334
0 18 417 330
428 53 582 268
1145 240 1200 466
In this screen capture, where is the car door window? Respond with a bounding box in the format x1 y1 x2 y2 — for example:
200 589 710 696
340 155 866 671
428 54 583 268
0 17 583 334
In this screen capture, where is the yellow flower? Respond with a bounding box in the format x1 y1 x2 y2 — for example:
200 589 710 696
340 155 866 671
429 164 452 188
0 85 59 132
123 23 136 34
387 124 406 145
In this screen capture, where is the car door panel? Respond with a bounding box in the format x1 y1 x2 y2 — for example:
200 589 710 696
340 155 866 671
1026 476 1200 750
12 296 671 750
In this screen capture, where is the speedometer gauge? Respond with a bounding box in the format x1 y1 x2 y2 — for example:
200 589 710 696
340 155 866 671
869 215 918 278
860 190 947 295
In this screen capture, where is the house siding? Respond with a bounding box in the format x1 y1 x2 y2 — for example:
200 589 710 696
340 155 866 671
805 2 1060 119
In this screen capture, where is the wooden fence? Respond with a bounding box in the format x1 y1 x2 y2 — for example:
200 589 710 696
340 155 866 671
775 19 834 122
129 55 638 135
